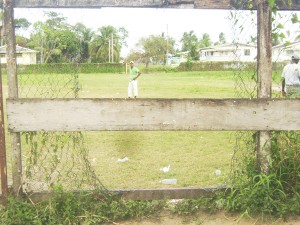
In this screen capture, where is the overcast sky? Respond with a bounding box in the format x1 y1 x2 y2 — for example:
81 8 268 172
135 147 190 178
14 7 300 57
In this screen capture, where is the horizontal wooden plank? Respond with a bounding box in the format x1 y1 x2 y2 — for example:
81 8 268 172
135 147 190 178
12 187 227 202
6 98 300 132
12 0 300 10
113 187 227 200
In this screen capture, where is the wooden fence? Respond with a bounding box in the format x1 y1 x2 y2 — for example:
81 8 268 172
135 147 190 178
2 0 300 200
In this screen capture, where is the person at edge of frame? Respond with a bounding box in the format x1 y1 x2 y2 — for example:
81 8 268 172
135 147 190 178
282 54 300 98
127 61 141 98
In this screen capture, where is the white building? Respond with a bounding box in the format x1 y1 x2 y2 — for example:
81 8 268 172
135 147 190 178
272 41 300 63
0 45 37 64
166 51 189 65
199 43 257 62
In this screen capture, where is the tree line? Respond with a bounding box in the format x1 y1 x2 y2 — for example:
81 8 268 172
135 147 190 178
12 11 229 65
7 10 300 65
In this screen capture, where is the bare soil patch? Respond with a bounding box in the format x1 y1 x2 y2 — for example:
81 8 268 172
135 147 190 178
102 211 300 225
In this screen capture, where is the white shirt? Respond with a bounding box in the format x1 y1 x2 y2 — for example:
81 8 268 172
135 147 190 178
282 63 300 85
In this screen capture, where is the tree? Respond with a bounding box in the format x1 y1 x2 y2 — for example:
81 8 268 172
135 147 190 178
73 22 94 62
16 36 29 46
198 33 212 48
180 31 199 60
218 32 226 44
137 34 175 66
15 18 31 30
89 25 128 63
28 11 81 63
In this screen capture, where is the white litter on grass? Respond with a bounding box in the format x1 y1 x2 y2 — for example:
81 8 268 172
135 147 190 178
215 169 222 175
160 165 170 172
117 157 129 162
160 178 177 185
168 199 182 205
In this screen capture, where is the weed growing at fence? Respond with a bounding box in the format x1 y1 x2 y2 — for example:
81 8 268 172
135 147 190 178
0 188 156 224
0 186 226 225
225 131 300 218
226 73 300 219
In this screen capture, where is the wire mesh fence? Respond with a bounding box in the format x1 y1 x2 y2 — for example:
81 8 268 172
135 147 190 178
18 63 108 194
229 7 300 192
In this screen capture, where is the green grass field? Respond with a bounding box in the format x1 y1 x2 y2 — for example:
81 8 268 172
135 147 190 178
7 70 283 190
78 71 237 99
77 71 237 189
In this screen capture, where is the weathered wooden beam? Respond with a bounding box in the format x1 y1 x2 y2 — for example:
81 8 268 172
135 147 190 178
10 0 300 10
255 0 272 174
6 98 300 132
14 187 227 202
4 0 23 197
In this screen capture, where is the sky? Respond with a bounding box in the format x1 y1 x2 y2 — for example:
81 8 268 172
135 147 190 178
13 7 300 57
14 7 235 56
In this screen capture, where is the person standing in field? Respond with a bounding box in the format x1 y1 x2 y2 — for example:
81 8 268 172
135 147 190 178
282 54 300 97
128 61 141 98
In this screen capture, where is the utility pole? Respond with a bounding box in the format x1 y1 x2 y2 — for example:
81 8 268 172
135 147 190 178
111 33 114 63
108 39 111 63
40 31 43 63
166 24 168 65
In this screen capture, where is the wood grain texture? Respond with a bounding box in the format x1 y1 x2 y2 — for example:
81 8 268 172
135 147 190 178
12 0 300 10
6 98 300 132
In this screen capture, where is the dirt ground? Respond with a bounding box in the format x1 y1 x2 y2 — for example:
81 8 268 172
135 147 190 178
103 211 300 225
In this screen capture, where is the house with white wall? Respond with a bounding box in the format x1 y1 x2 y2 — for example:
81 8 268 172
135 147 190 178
0 45 37 64
199 43 257 62
272 41 300 63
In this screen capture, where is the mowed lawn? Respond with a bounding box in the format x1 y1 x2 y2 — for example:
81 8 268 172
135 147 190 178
77 71 236 189
78 71 236 99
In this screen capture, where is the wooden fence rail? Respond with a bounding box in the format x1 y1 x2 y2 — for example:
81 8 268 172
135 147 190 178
7 98 300 132
12 0 300 10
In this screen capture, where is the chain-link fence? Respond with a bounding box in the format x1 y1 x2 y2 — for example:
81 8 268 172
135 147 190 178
18 64 108 194
230 7 300 192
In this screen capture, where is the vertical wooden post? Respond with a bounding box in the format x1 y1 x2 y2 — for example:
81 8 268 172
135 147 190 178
256 0 272 173
0 26 8 204
4 0 23 196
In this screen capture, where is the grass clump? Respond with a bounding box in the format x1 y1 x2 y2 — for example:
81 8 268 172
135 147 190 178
224 131 300 219
0 186 166 225
0 188 226 225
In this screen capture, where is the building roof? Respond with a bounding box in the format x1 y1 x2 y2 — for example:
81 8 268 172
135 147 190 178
0 45 38 54
199 43 257 51
272 41 300 50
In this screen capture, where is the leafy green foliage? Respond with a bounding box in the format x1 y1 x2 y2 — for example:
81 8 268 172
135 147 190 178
169 195 222 215
135 35 175 66
13 63 124 74
89 25 128 63
225 131 300 218
0 187 165 225
180 31 199 60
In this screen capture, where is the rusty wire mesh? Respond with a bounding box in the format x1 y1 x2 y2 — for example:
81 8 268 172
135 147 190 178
18 63 108 194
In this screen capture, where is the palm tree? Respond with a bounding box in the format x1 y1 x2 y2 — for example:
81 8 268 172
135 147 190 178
180 30 199 60
90 25 125 63
73 23 94 62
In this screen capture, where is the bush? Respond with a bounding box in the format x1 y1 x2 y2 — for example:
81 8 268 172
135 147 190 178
3 63 125 74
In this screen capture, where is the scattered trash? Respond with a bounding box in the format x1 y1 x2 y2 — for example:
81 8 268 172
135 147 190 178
215 169 222 175
168 199 182 205
160 165 170 172
160 178 177 185
117 157 129 162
